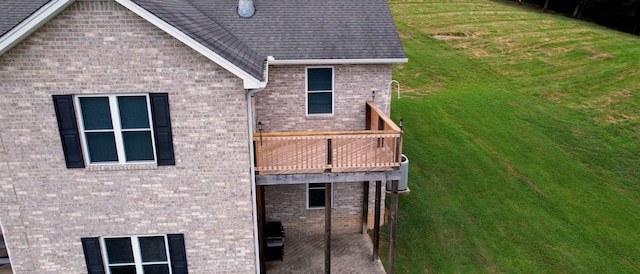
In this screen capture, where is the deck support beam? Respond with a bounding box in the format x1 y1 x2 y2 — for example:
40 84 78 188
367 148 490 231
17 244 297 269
256 170 400 185
388 180 399 274
325 182 332 274
372 180 382 261
361 181 370 234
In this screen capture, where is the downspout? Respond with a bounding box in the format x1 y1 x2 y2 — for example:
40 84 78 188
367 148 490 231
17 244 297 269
247 56 273 274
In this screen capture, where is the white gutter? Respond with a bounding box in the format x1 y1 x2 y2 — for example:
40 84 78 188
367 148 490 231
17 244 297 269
247 56 272 274
115 0 263 89
0 0 76 56
268 58 408 65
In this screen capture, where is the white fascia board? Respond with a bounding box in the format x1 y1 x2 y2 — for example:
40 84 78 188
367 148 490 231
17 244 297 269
268 58 409 65
0 0 76 56
116 0 264 89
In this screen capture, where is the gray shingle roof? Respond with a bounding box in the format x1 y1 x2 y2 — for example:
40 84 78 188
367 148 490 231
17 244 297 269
131 0 265 80
0 0 51 37
1 0 406 80
186 0 407 61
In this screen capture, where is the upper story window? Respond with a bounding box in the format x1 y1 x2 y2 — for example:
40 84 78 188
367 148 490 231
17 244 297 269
306 67 334 115
52 93 175 168
76 95 155 164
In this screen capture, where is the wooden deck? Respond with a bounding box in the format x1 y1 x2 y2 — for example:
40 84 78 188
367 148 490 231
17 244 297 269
254 102 403 175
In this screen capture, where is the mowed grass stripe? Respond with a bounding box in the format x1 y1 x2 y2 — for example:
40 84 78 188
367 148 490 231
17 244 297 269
383 0 640 272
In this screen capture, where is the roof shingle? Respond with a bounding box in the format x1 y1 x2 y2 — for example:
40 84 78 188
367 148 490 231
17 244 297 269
1 0 406 80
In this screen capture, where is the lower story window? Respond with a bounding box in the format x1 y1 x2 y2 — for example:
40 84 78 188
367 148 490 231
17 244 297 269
307 183 334 209
103 236 170 274
81 234 187 274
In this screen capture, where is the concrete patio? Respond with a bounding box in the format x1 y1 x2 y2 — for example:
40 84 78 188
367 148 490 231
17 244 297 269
265 233 386 274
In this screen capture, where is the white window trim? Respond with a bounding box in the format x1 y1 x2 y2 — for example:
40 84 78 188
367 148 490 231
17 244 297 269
100 235 172 274
306 183 335 210
305 66 335 116
74 94 157 165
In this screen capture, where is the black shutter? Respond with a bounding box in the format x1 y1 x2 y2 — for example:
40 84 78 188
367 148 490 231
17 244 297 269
149 93 175 166
167 234 188 274
81 237 105 274
52 95 85 168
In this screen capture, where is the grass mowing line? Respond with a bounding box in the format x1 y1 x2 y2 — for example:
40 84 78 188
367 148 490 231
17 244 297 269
383 0 640 272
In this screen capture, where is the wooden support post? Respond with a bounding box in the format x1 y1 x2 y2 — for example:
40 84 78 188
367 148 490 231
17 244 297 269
373 180 382 261
388 180 399 274
325 182 332 274
361 181 370 234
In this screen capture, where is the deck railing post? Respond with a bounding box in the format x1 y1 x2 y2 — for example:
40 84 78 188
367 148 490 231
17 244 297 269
327 138 332 168
395 134 402 163
365 103 372 130
253 140 258 170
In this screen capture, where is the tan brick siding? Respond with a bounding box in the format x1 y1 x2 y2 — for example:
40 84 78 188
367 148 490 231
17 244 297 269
0 1 255 273
254 64 393 132
264 181 385 237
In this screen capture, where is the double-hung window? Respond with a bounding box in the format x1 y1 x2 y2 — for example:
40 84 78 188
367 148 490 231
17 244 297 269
76 95 155 164
52 93 175 168
306 67 334 115
81 234 188 274
103 235 171 274
307 183 334 209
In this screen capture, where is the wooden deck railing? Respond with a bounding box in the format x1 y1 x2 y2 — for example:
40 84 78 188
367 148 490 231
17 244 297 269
254 101 402 175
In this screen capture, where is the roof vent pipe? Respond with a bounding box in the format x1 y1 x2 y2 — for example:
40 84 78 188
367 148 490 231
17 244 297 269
238 0 255 18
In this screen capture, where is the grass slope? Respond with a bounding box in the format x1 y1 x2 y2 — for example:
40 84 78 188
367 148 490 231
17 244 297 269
384 0 640 272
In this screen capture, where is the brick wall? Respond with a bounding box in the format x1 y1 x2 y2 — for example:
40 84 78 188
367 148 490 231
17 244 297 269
0 1 256 273
264 182 385 236
254 61 393 238
254 64 393 132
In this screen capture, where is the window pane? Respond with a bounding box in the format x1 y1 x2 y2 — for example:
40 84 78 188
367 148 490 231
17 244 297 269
110 265 137 274
80 97 113 130
309 188 326 208
123 131 154 161
308 68 332 91
139 236 167 262
105 238 134 264
86 132 118 162
308 92 332 114
118 96 150 129
143 264 170 274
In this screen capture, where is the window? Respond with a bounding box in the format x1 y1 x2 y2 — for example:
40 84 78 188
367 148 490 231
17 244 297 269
306 67 334 115
76 95 155 164
52 93 175 168
307 183 334 209
81 234 187 274
103 236 170 274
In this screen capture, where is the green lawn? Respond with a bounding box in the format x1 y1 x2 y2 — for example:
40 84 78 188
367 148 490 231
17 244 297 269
382 0 640 272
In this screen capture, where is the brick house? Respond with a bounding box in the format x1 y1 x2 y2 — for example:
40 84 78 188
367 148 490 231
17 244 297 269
0 0 406 273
